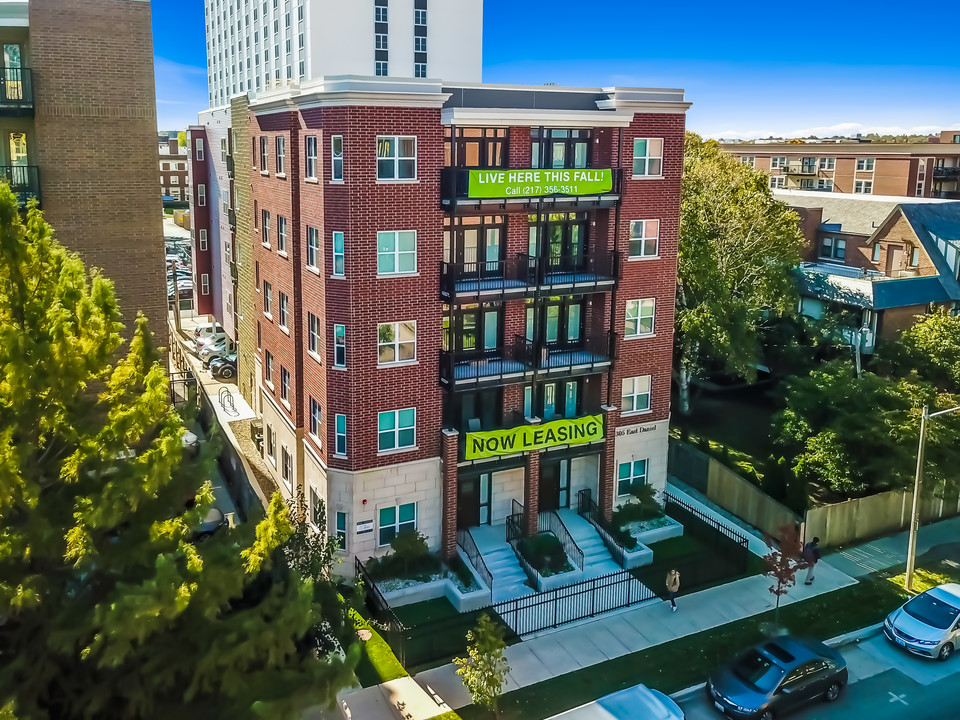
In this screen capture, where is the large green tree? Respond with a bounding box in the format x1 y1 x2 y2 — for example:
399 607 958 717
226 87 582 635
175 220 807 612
0 189 356 719
676 134 805 413
876 309 960 394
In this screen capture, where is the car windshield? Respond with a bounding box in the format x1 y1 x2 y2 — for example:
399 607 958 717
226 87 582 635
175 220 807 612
903 592 960 630
732 651 785 693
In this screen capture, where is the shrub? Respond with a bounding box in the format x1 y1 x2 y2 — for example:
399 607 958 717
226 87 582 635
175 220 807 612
517 533 571 575
366 530 442 582
448 555 478 590
391 529 430 574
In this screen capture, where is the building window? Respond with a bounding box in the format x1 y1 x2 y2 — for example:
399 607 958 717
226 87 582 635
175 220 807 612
335 511 347 550
916 183 924 197
199 229 208 251
820 237 846 260
414 36 427 53
872 244 882 262
276 137 286 174
856 157 875 171
632 138 663 177
377 230 417 274
308 313 321 356
278 292 289 328
259 136 269 170
770 156 786 169
531 128 591 169
280 367 290 403
281 446 293 490
306 226 319 268
769 176 786 190
332 231 345 276
263 280 272 315
379 502 417 547
376 136 417 180
378 408 416 452
277 216 287 253
195 138 204 161
264 351 274 385
265 423 276 465
335 414 347 456
378 321 416 364
741 156 755 167
375 33 388 50
375 5 388 22
332 135 344 181
628 220 659 258
617 459 648 497
621 375 651 413
333 324 346 367
414 63 427 78
261 210 270 245
414 8 427 24
910 247 920 267
309 397 322 438
854 180 873 194
309 486 322 529
817 179 834 191
819 157 836 170
375 60 388 76
625 299 655 337
305 136 318 178
201 273 210 295
197 184 206 207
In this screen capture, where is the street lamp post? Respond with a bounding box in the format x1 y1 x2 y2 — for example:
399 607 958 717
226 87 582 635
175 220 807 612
905 403 960 591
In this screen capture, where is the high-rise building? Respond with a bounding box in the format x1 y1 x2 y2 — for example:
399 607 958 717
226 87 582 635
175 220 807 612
0 0 167 345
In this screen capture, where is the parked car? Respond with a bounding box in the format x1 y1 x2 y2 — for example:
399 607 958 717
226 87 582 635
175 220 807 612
194 321 224 347
547 683 684 719
191 507 227 542
195 331 226 353
200 337 236 366
209 352 237 380
706 636 846 720
884 583 960 661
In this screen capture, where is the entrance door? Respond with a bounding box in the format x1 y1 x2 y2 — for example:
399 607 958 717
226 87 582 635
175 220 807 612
457 473 491 528
539 459 570 511
534 297 584 349
886 245 904 276
444 304 502 354
8 131 27 187
3 44 21 101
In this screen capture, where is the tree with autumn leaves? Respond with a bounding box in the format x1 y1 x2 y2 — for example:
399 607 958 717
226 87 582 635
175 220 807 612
0 188 357 719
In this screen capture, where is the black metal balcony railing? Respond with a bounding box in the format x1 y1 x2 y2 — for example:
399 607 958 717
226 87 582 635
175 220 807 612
516 332 616 375
439 339 530 388
783 164 818 175
441 167 623 213
228 208 237 233
523 250 620 292
0 165 39 206
440 256 532 301
226 154 235 178
933 166 960 179
0 68 33 114
933 191 960 199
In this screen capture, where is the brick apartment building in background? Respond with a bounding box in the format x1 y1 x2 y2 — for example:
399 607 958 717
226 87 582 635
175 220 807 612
191 0 689 577
160 137 190 203
722 130 960 199
0 0 167 345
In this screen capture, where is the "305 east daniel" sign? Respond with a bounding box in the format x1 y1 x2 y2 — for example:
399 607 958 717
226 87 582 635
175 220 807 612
467 168 613 199
464 415 604 460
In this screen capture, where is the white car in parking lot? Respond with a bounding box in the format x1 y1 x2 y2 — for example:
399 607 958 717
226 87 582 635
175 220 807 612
548 683 684 720
884 583 960 661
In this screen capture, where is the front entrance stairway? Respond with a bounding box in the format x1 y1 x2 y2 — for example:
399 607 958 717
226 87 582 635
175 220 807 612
555 508 622 578
469 524 536 603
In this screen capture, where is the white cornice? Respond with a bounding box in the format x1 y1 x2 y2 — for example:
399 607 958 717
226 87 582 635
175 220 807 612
250 75 452 114
0 0 28 27
441 107 639 128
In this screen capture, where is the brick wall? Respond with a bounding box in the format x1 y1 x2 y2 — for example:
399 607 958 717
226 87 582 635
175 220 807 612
231 96 258 406
187 128 214 316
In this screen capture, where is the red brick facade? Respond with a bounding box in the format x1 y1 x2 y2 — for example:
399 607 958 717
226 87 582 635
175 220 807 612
187 128 215 316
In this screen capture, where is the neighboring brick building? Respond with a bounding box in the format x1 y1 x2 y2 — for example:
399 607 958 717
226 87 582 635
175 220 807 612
159 137 189 203
723 133 960 199
781 190 960 351
0 0 167 346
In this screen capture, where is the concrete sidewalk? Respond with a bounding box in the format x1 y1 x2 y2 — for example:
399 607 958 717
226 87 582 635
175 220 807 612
826 515 960 578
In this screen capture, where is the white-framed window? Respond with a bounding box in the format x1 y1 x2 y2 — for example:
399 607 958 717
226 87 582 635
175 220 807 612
621 375 651 413
378 321 416 364
375 33 388 50
856 157 875 171
817 179 834 191
199 229 208 251
308 313 321 356
375 5 388 22
331 135 344 181
377 230 417 274
625 299 655 337
854 180 873 194
414 8 427 24
820 237 846 260
628 220 659 258
264 351 274 385
333 324 346 367
632 138 663 177
414 63 427 79
375 61 388 77
916 183 924 197
378 502 417 547
819 157 836 170
305 136 318 178
414 36 427 53
378 408 416 452
280 366 290 403
332 231 345 276
195 137 204 161
265 423 276 465
259 136 269 170
201 273 210 295
261 210 270 245
771 156 786 169
281 446 293 489
276 136 286 174
263 281 272 315
306 226 320 268
376 136 417 180
309 397 322 439
197 184 206 207
277 215 287 253
617 459 648 497
335 414 347 456
741 156 755 167
910 247 920 267
278 292 289 328
335 511 347 550
769 176 786 190
171 176 179 185
872 243 882 262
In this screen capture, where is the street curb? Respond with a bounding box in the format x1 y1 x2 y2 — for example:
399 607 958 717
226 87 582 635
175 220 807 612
669 623 884 703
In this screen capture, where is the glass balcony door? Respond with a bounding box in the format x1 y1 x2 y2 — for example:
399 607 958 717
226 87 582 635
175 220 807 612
531 129 591 169
529 296 583 348
3 44 22 101
444 303 503 354
528 212 587 275
444 216 505 280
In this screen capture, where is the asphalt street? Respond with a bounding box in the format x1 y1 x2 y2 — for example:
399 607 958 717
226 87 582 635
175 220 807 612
678 633 960 720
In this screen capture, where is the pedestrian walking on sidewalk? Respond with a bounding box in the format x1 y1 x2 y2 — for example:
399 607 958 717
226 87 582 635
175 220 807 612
665 569 681 612
802 537 821 585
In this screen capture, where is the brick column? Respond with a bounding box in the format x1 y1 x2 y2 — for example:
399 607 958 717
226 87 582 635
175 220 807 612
440 429 459 560
523 450 540 537
598 405 618 522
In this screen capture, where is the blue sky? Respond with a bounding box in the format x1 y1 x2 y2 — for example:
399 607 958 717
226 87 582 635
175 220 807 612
152 0 960 139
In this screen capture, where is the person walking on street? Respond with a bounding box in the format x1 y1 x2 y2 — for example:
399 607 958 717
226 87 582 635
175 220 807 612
665 569 680 612
802 537 821 585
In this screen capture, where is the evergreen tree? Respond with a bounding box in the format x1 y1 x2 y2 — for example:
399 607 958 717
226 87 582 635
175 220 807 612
0 189 357 719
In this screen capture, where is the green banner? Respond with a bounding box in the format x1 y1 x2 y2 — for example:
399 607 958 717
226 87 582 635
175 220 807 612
464 415 604 460
467 168 613 199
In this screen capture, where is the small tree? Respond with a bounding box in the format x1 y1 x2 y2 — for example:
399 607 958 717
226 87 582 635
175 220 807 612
177 130 188 147
454 614 510 717
762 524 803 626
391 529 430 575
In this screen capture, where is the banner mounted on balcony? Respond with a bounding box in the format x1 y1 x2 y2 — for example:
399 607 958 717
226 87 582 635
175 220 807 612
467 168 613 199
464 414 604 460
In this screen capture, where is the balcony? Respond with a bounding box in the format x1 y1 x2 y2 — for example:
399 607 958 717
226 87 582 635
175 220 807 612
228 208 237 233
226 154 235 178
932 191 960 199
783 164 818 176
801 262 885 280
440 251 620 302
0 68 33 116
933 166 960 179
441 167 622 214
518 333 616 378
0 165 39 206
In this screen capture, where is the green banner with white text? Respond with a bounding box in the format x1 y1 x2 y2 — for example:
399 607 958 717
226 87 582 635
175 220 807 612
464 415 604 460
467 168 613 199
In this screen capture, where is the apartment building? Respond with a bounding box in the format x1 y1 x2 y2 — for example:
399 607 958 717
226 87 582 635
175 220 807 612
194 0 688 578
0 0 167 346
723 131 960 200
160 137 190 203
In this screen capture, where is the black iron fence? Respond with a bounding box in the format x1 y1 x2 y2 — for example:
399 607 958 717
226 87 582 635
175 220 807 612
537 510 584 571
0 67 33 110
457 527 494 593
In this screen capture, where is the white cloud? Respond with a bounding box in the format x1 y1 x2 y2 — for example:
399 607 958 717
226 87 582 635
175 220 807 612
707 121 960 141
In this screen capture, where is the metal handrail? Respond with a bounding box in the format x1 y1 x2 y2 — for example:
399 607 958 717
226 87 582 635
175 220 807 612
577 489 627 567
538 510 584 572
0 67 33 107
456 527 494 593
663 490 749 549
519 250 621 288
506 499 524 544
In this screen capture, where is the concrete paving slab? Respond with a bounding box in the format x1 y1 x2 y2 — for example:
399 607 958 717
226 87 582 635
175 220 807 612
843 644 893 683
527 636 581 677
857 635 960 686
554 627 612 668
414 669 472 711
583 623 633 660
504 644 553 686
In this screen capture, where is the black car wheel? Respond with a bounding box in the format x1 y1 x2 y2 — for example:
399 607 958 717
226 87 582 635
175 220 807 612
759 711 774 720
825 682 842 702
219 366 235 379
938 643 954 662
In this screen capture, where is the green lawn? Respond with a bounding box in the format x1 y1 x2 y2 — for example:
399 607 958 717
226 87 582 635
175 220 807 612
670 386 779 462
393 597 462 627
351 609 408 687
